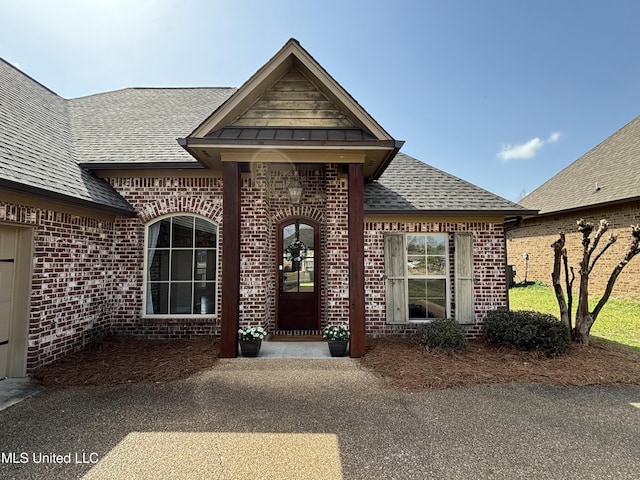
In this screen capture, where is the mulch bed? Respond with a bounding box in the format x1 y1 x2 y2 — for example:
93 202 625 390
32 334 640 391
361 337 640 391
32 335 219 388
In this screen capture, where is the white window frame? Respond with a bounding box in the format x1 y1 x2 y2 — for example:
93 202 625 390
404 233 451 323
142 213 219 319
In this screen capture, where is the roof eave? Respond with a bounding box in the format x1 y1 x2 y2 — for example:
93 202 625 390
178 137 398 149
81 160 205 170
525 196 640 219
369 141 405 181
364 208 539 218
0 178 137 218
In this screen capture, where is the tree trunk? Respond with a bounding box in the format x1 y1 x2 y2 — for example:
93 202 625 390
551 234 570 328
575 311 594 345
574 219 595 344
574 272 592 344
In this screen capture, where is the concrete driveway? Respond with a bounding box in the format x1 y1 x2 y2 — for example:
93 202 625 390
1 359 639 479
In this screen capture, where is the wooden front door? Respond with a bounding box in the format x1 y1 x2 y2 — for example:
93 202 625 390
277 219 319 330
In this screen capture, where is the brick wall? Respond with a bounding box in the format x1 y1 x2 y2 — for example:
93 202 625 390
108 177 224 337
324 166 350 328
265 166 326 331
364 220 508 338
4 169 511 369
507 202 640 298
109 167 343 337
1 202 114 370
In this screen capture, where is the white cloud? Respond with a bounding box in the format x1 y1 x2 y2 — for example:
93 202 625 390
498 132 562 161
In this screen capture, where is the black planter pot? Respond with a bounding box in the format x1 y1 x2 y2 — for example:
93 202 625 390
239 339 262 357
327 340 349 357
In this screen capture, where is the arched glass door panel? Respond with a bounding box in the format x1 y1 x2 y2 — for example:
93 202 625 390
277 219 319 330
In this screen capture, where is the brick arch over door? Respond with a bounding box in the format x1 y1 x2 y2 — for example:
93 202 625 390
270 205 324 225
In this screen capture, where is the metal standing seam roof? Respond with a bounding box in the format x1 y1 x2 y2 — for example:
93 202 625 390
520 115 640 215
206 127 378 142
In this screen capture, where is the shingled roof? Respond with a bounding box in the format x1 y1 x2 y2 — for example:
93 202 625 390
365 153 533 216
1 57 531 219
0 59 134 215
70 87 235 168
520 115 640 215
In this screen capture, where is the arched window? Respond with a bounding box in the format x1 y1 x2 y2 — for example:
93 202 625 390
145 215 218 315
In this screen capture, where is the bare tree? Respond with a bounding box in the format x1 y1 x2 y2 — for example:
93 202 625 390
551 219 640 345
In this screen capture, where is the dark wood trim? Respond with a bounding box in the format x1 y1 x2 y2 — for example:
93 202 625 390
220 161 241 357
275 217 321 331
348 163 366 357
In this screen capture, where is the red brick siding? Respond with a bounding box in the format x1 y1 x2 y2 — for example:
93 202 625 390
364 221 507 338
507 202 640 298
1 202 114 370
324 167 350 329
3 169 510 370
263 167 326 332
108 177 224 337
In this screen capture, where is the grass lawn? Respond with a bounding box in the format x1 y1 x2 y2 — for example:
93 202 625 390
509 282 640 349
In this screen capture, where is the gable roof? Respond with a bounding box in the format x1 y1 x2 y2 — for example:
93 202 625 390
180 39 403 180
0 58 135 215
365 153 534 216
1 43 530 220
520 115 640 215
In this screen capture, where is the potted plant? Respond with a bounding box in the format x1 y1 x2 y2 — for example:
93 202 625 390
238 326 267 357
322 325 350 357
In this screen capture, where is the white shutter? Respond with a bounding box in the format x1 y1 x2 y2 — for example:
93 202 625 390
454 232 475 324
384 233 406 324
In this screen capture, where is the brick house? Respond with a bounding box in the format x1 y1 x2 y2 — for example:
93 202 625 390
508 115 640 297
0 39 532 377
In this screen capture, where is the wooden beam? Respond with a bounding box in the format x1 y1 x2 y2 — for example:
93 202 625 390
348 163 366 357
220 161 241 357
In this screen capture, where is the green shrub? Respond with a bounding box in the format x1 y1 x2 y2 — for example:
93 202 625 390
483 310 570 356
415 318 467 351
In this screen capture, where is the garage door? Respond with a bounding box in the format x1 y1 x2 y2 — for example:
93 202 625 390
0 227 16 379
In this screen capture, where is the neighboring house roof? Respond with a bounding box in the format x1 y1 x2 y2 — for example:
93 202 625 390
70 87 235 168
0 58 135 215
520 115 640 215
365 153 533 216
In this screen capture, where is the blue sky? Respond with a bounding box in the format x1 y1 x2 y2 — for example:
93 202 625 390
2 0 639 202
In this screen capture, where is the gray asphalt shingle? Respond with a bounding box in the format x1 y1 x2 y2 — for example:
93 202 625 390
70 87 235 165
0 59 134 213
1 58 528 218
365 153 532 214
520 115 640 215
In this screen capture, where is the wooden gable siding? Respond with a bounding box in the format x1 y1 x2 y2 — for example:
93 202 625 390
230 67 355 128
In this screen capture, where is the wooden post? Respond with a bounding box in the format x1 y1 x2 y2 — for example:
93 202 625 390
220 161 241 357
348 163 365 357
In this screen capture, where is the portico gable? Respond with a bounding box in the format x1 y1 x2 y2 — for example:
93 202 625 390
179 39 403 358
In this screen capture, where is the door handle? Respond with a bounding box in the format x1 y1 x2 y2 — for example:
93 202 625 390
0 259 14 263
